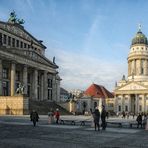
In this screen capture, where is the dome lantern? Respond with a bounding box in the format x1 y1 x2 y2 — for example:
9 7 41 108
131 25 148 45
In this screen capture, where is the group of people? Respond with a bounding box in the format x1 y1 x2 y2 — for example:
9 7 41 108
48 108 60 124
120 111 148 129
136 113 148 129
91 105 107 131
30 108 60 127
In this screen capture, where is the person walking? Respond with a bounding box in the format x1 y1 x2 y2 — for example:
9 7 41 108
136 113 142 128
54 108 60 124
93 108 100 131
30 110 39 127
101 105 107 130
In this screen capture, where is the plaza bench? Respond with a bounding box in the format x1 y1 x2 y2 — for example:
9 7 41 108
129 122 145 128
59 119 76 125
59 119 91 126
107 121 122 127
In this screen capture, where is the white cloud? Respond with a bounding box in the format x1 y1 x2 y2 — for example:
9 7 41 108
47 48 127 92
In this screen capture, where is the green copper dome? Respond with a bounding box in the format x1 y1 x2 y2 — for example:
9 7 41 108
132 29 148 45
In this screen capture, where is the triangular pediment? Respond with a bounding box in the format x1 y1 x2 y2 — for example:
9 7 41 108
0 21 45 48
117 82 148 91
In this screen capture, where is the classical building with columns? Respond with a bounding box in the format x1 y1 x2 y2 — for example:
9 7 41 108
114 26 148 114
0 12 61 114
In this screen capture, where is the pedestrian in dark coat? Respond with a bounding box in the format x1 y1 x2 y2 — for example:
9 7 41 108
136 113 142 128
30 110 39 127
101 105 107 130
93 108 100 131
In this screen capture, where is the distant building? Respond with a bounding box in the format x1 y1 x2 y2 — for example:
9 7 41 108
60 87 69 102
76 83 114 114
70 89 84 98
114 26 148 114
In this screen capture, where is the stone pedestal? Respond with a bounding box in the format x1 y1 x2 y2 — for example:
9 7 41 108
0 95 29 115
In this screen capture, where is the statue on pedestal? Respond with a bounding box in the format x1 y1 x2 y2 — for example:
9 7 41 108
8 10 25 25
16 83 25 95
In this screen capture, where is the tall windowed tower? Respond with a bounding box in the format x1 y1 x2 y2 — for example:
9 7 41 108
114 25 148 114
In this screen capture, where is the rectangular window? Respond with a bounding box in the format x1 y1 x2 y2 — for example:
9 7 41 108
12 38 15 47
2 68 9 79
125 105 128 111
48 89 52 100
141 60 144 74
38 87 40 100
139 105 142 111
118 105 121 111
3 34 7 44
28 45 30 49
24 43 26 48
0 33 2 46
48 79 52 88
20 41 23 48
16 40 19 47
16 71 20 81
27 73 31 83
8 36 11 46
27 85 30 97
38 76 40 85
2 81 9 96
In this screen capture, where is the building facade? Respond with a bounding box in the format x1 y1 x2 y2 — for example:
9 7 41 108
0 13 60 105
76 83 114 114
114 26 148 114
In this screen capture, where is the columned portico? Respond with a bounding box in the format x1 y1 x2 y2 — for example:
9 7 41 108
0 13 61 115
10 62 16 96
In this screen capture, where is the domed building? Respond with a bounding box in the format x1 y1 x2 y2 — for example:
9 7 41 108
114 25 148 114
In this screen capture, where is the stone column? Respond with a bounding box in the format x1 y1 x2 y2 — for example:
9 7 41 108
0 59 2 95
136 59 140 75
33 69 38 100
114 95 118 113
23 65 28 95
128 96 131 112
134 60 136 75
131 60 135 74
40 73 44 100
52 75 56 101
122 95 125 112
144 95 146 112
43 71 48 100
10 63 16 96
128 61 131 76
135 94 139 114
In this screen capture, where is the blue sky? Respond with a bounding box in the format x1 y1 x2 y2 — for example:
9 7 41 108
1 0 148 91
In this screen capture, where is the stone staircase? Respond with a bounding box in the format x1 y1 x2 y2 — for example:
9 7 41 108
29 100 72 115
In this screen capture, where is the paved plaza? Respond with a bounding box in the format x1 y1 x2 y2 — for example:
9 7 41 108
0 115 148 148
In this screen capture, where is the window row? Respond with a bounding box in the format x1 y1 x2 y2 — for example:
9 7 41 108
1 33 40 51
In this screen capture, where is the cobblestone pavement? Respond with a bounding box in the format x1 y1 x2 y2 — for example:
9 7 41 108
0 116 148 148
